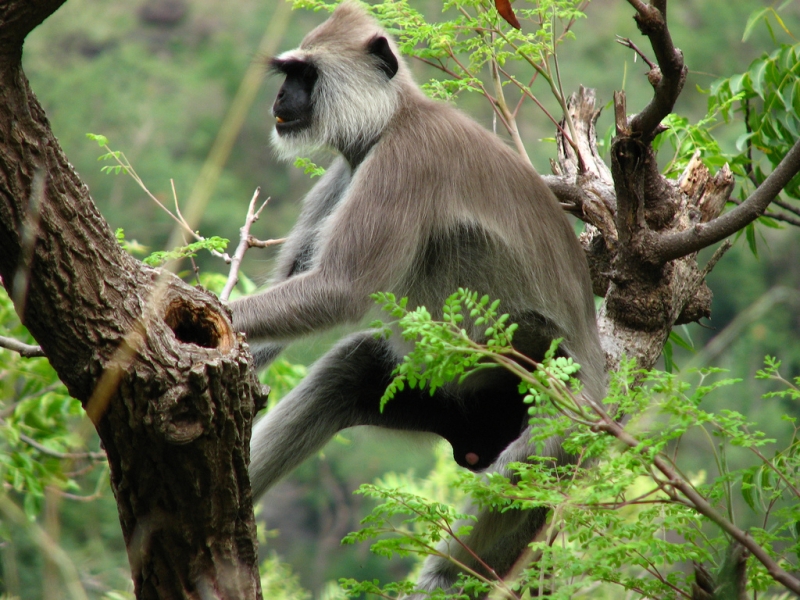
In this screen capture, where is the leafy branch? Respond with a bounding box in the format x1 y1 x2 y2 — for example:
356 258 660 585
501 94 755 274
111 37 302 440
87 133 284 273
352 290 800 597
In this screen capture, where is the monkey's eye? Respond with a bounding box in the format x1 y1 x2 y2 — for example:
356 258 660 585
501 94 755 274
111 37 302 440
269 58 318 88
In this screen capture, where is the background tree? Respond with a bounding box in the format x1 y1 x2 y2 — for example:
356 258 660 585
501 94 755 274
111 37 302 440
1 0 800 599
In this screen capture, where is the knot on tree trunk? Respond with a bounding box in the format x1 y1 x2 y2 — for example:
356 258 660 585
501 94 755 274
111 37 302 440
164 293 236 353
549 88 734 363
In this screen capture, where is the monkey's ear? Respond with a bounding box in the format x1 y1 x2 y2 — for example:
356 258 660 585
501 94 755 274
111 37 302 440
367 35 399 79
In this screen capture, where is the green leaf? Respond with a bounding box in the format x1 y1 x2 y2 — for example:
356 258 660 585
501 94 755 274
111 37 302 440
662 341 674 374
741 469 757 512
750 59 769 99
742 8 769 42
85 132 109 146
293 157 326 178
668 330 694 352
745 222 758 257
791 79 800 118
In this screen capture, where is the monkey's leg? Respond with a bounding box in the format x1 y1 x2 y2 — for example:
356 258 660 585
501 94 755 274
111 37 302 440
248 332 403 499
250 342 285 370
411 432 554 599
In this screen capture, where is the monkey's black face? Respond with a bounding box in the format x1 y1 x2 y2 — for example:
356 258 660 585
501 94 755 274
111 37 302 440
270 58 318 135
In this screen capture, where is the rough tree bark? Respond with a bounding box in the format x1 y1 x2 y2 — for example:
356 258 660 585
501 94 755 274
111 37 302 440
0 2 266 599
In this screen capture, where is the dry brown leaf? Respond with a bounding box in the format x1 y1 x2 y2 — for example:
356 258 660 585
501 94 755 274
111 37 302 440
495 0 521 30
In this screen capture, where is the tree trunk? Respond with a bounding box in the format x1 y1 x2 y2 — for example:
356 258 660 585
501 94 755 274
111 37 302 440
0 2 266 599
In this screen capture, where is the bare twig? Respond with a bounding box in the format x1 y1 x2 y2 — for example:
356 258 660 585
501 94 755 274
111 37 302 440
19 431 106 461
0 417 104 460
102 147 232 263
512 71 539 117
727 197 800 227
616 36 657 70
0 334 45 357
221 188 270 302
744 99 759 187
247 236 285 249
497 67 576 149
772 197 800 218
53 490 104 502
443 44 513 135
766 210 800 227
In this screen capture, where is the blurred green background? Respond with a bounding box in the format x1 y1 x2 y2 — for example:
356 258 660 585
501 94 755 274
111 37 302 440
2 0 800 597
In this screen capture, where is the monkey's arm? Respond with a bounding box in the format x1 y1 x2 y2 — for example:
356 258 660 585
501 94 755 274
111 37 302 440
231 156 428 342
232 158 352 364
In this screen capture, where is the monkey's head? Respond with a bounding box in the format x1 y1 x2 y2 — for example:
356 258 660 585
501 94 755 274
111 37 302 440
268 1 410 163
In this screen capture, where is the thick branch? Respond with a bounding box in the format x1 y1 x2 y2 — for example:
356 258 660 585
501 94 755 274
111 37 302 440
543 177 589 212
0 0 67 54
625 0 687 141
648 138 800 263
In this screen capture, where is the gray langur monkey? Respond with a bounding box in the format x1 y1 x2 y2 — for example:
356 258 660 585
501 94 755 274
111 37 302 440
230 2 606 596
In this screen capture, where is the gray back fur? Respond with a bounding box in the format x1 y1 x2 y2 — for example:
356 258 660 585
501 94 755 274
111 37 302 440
234 2 603 400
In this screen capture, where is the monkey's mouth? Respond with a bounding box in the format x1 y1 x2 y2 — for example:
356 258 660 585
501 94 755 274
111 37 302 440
274 115 308 135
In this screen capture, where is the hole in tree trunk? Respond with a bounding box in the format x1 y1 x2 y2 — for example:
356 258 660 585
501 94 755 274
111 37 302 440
163 299 232 351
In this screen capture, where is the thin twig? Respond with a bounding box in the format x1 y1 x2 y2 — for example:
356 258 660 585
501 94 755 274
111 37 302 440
729 198 800 228
493 28 585 168
221 189 271 302
0 335 45 357
247 236 285 249
744 99 759 187
53 490 105 502
444 44 512 134
497 67 575 147
616 36 657 70
2 421 106 461
173 180 207 275
512 71 539 117
587 401 800 595
772 197 800 218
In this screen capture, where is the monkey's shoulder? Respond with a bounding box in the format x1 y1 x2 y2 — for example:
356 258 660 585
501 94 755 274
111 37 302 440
367 98 546 188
